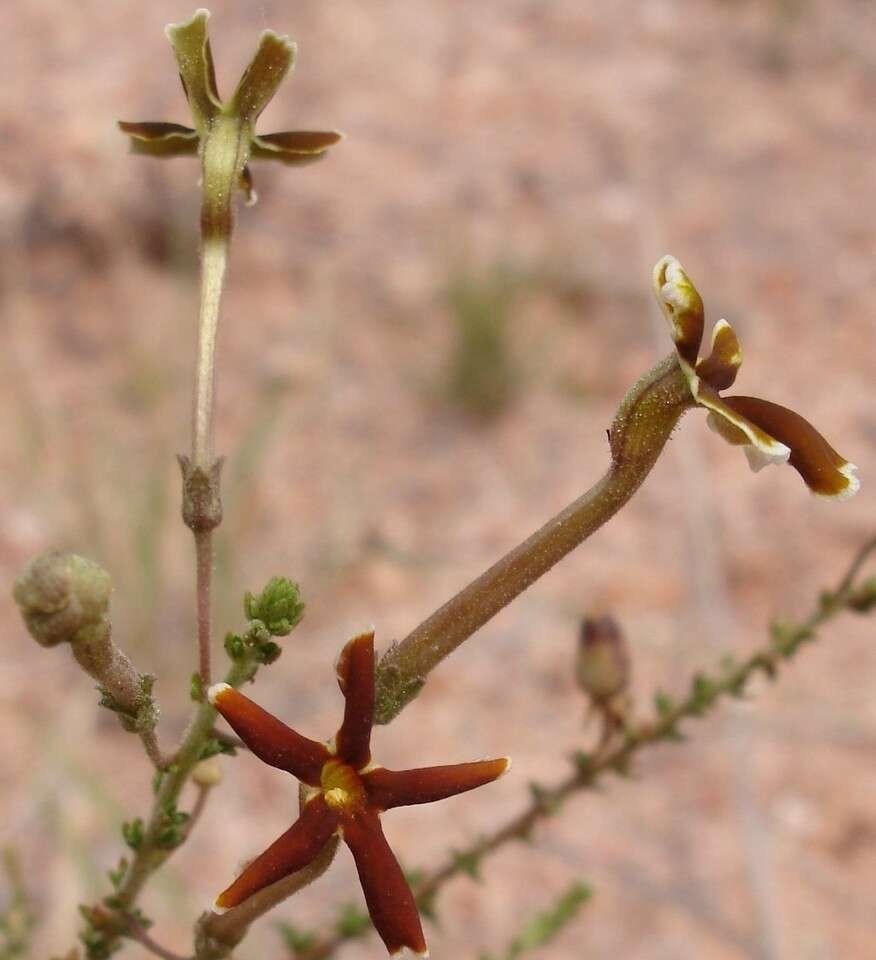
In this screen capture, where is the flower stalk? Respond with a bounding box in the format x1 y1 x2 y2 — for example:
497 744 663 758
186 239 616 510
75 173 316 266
374 353 694 723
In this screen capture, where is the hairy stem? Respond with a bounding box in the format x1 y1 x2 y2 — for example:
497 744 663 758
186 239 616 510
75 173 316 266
375 353 693 723
129 920 192 960
84 655 259 957
139 727 171 771
195 530 214 687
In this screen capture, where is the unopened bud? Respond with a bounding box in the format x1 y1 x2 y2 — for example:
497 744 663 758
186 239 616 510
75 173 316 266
244 576 304 637
14 552 111 649
576 615 629 704
14 551 151 724
192 758 223 788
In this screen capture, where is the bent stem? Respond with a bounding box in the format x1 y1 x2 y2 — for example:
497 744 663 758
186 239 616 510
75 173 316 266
375 353 694 723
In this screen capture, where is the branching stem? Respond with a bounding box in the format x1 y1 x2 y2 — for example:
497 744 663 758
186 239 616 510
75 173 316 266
129 920 193 960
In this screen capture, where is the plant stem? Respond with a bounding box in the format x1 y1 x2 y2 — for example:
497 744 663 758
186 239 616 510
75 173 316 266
140 728 171 771
195 529 214 687
192 238 229 470
181 113 250 687
375 353 694 723
129 920 193 960
194 836 340 960
84 658 258 957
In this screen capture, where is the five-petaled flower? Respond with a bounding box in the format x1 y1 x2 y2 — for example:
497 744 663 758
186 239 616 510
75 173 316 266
208 630 510 958
653 256 859 500
118 9 341 205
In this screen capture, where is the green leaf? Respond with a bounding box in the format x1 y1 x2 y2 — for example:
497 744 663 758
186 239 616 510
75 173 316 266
654 689 675 719
452 848 483 881
106 858 128 891
199 736 236 760
528 782 559 814
155 803 190 850
224 632 246 661
121 818 144 851
255 640 282 665
278 921 316 954
334 903 370 939
505 882 592 959
572 750 594 777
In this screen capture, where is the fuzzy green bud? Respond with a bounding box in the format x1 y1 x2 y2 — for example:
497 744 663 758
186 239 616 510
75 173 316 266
244 576 304 637
14 551 156 730
14 552 111 649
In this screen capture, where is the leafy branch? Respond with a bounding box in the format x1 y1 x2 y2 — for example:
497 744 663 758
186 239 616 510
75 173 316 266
479 882 592 960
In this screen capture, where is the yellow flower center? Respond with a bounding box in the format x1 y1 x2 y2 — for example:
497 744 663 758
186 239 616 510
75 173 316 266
320 758 365 812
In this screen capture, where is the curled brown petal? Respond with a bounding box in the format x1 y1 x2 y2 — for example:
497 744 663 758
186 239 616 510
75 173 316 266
364 759 511 810
341 808 428 958
696 319 742 391
335 630 376 769
254 130 343 153
698 385 791 467
230 30 296 123
165 9 221 129
720 396 859 499
118 121 199 159
652 256 705 375
250 133 336 167
213 795 339 912
208 683 328 785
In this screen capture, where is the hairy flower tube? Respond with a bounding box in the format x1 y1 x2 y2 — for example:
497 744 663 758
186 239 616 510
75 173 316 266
653 256 859 499
118 8 341 205
208 630 510 957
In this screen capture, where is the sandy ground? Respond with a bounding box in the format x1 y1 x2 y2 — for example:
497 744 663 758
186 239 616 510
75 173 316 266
1 1 875 958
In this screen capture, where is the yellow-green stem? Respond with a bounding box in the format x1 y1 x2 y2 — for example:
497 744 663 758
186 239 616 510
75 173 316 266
192 237 228 470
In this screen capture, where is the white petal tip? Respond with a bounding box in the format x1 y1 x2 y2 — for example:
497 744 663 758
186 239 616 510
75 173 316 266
743 441 791 473
500 757 513 776
207 682 232 706
816 463 860 501
210 899 230 916
165 8 209 37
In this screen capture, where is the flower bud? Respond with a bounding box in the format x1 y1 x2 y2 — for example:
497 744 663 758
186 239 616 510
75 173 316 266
192 758 223 788
14 552 111 649
244 576 304 637
575 614 629 705
14 551 150 723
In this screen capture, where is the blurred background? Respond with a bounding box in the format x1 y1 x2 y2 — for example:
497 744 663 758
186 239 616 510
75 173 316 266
1 1 875 957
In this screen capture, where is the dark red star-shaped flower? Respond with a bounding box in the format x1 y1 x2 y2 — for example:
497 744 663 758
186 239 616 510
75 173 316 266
208 630 510 957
